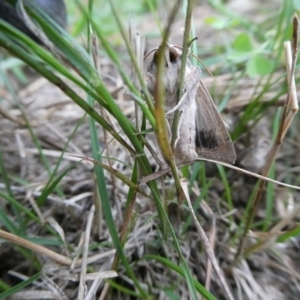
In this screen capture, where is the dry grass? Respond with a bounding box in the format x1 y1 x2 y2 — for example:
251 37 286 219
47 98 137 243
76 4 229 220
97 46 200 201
0 1 300 300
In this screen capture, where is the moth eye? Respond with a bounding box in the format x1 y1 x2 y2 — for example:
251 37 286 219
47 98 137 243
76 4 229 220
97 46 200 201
169 48 178 63
153 49 167 66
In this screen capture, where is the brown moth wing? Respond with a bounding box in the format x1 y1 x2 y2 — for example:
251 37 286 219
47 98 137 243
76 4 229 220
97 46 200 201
195 78 236 164
145 44 236 165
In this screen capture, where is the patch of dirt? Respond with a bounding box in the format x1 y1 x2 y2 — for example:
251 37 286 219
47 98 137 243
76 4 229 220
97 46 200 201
1 1 300 299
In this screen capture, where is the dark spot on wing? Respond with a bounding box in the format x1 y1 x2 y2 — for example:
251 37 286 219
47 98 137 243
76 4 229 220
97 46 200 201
195 129 218 149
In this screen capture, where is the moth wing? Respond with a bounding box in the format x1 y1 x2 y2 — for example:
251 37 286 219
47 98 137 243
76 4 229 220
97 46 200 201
195 79 236 164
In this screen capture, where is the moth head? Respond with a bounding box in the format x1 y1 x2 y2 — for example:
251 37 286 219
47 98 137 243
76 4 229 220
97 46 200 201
167 46 180 65
145 44 183 99
151 45 181 68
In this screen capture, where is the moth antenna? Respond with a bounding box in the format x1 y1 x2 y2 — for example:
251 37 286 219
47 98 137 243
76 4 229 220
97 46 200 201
143 48 158 60
171 37 197 53
175 37 219 89
172 44 192 58
188 37 198 48
172 44 182 50
189 52 220 89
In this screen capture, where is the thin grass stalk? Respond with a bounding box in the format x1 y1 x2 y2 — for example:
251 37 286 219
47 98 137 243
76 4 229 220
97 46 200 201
0 272 41 299
77 7 156 128
181 177 214 235
129 21 141 130
0 30 135 155
181 179 234 300
147 189 200 299
0 147 23 232
0 157 71 240
0 230 74 265
0 280 10 292
90 32 113 240
36 163 79 209
85 0 108 256
0 60 65 199
37 116 86 206
263 111 280 231
229 4 294 138
144 255 217 300
1 70 76 218
217 165 234 224
242 33 299 256
0 20 155 176
93 161 140 278
0 191 40 224
86 113 148 298
78 205 95 300
234 15 299 264
75 4 170 295
0 26 151 296
108 0 155 115
139 5 204 288
140 156 300 191
1 7 167 241
100 185 138 299
231 1 295 140
102 280 139 298
170 0 194 148
154 0 184 200
1 17 152 133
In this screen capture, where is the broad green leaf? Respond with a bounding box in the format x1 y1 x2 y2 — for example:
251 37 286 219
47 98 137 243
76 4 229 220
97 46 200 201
247 53 274 77
232 33 252 52
204 16 239 29
227 50 250 63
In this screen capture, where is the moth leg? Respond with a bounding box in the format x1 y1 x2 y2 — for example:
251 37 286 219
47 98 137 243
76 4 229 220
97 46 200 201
165 89 189 116
166 89 189 149
146 140 167 168
152 148 169 170
172 110 184 149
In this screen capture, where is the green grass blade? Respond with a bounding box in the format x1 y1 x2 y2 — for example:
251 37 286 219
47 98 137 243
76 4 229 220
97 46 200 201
0 272 41 299
145 255 217 300
217 165 233 223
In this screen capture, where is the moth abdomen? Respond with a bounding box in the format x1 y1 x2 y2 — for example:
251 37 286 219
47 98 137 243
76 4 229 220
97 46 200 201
195 129 218 149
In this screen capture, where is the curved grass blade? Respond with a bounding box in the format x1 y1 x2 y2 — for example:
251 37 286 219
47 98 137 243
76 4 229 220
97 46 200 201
145 255 217 300
0 272 41 299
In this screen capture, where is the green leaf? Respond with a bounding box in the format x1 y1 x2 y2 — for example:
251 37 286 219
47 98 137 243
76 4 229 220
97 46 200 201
0 272 41 299
277 224 300 243
246 54 274 77
204 16 239 29
227 50 250 63
145 255 217 300
163 288 181 300
232 33 252 52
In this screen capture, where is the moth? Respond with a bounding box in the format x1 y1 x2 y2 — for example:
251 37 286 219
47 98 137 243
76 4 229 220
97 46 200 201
145 44 236 165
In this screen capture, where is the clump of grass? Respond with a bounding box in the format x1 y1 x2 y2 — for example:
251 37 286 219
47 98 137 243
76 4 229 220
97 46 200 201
0 0 299 299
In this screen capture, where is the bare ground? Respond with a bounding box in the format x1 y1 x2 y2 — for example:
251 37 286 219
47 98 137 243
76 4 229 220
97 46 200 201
0 0 300 299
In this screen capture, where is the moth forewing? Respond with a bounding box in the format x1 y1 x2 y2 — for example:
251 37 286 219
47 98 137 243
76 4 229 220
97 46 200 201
195 79 236 164
145 43 236 166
